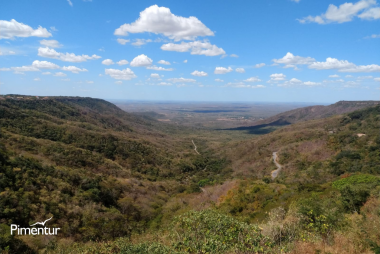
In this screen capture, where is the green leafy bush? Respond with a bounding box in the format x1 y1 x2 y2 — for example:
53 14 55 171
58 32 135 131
332 174 380 190
339 185 370 213
297 194 344 235
170 209 273 253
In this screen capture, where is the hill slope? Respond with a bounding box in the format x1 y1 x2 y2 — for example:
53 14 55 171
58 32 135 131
1 97 379 253
47 104 380 254
226 101 380 133
0 96 230 245
223 104 380 182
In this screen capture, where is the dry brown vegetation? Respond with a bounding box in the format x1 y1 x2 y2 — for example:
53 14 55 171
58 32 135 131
1 97 379 253
290 197 380 254
223 116 342 183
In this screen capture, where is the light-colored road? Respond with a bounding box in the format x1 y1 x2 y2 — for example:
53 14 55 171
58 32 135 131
192 140 200 155
271 152 282 179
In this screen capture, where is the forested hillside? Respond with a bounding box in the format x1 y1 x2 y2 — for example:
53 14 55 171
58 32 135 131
1 97 379 254
213 104 380 220
0 96 230 252
232 100 380 129
225 104 380 181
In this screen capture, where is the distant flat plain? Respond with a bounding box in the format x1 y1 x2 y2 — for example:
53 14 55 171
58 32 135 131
111 101 322 129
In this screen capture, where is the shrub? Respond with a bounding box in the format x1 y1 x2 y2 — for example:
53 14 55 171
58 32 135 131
198 178 211 187
297 194 344 235
170 209 273 253
332 174 380 190
339 185 370 213
262 206 300 246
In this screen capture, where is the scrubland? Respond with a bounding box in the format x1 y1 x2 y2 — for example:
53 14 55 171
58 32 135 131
1 96 379 253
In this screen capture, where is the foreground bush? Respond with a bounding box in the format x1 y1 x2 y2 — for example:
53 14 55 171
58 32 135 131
170 209 273 253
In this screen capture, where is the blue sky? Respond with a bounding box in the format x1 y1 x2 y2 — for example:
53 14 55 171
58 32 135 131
0 0 379 103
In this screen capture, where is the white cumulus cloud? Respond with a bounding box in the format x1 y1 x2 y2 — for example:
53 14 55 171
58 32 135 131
117 38 130 45
158 60 170 65
278 78 303 87
341 65 380 72
298 0 378 24
105 68 137 80
235 68 245 73
147 65 173 71
114 5 214 41
32 60 60 69
303 81 322 86
273 52 315 67
191 70 208 77
40 39 62 48
7 66 40 74
38 47 101 62
150 73 160 78
254 63 265 68
0 19 52 39
329 74 340 78
214 67 233 74
270 73 286 81
131 39 152 46
130 54 153 67
215 78 224 82
161 40 225 56
308 57 380 72
225 82 250 88
157 82 172 86
290 78 303 83
358 7 380 19
244 77 261 82
102 59 114 65
117 60 129 65
309 58 354 70
61 66 88 73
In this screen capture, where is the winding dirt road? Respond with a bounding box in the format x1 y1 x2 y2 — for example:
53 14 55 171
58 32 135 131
192 140 200 155
271 152 282 179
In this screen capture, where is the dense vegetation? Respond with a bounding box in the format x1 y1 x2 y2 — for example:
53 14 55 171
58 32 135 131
0 97 230 252
0 96 379 253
